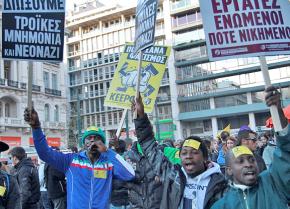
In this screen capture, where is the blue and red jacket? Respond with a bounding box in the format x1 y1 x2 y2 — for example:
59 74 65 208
33 128 135 209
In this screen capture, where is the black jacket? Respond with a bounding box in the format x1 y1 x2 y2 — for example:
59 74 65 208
12 158 40 208
133 114 227 209
160 165 227 209
44 163 66 200
0 170 21 209
124 115 164 209
111 178 129 206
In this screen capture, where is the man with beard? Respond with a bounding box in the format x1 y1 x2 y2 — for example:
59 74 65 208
132 97 227 209
24 108 135 209
211 86 290 209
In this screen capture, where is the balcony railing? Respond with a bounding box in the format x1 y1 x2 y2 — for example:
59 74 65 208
0 118 28 127
45 88 62 96
42 121 66 129
157 96 171 102
0 78 5 85
20 82 27 89
7 80 18 88
32 84 41 92
171 0 199 12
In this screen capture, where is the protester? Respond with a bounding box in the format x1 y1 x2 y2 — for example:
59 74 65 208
24 108 135 209
217 136 237 174
132 96 227 209
123 133 164 208
44 147 67 209
0 142 21 209
262 137 277 169
110 139 130 209
237 126 266 173
10 146 40 209
38 161 53 209
174 139 183 148
210 140 219 162
211 86 290 209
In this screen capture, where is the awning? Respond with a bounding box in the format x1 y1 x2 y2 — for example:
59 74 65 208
0 136 21 147
30 137 61 147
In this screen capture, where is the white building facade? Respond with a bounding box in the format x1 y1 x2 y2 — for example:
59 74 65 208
66 0 173 143
0 0 68 159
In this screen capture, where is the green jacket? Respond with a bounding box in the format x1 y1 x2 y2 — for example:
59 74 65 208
211 124 290 209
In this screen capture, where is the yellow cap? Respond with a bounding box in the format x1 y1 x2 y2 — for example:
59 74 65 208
232 146 253 158
183 139 201 150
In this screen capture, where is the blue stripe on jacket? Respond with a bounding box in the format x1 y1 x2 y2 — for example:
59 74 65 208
33 128 135 209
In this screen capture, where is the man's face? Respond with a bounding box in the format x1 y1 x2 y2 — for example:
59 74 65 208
180 146 205 177
84 135 103 155
11 156 18 166
227 154 259 186
241 133 257 151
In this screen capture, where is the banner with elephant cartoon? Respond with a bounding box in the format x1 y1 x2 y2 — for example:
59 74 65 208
104 43 171 113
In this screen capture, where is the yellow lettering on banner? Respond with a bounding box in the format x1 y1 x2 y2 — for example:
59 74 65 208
0 186 6 197
94 170 107 179
232 146 253 158
183 139 201 150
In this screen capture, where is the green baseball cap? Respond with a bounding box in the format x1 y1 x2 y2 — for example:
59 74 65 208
82 126 106 144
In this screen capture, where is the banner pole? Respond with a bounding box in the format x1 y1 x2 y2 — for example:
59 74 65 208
27 62 33 110
116 109 128 139
259 56 283 131
133 50 143 119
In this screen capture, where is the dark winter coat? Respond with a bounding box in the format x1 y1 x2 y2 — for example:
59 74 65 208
111 178 129 206
124 115 164 209
133 114 227 209
12 158 40 208
0 170 21 209
44 163 66 200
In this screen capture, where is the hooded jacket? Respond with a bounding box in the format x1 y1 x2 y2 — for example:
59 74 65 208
133 114 227 209
160 163 227 209
211 124 290 209
12 158 40 208
32 128 135 209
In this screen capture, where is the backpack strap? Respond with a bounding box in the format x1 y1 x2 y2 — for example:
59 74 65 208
0 170 10 204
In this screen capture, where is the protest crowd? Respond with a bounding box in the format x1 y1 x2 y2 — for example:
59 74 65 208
0 86 288 209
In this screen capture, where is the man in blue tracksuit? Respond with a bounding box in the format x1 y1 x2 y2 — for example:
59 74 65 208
24 109 135 209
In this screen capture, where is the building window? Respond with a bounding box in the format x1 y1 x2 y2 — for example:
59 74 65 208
52 73 58 89
217 115 249 129
45 104 50 121
54 105 59 122
4 103 10 117
4 61 11 80
215 94 247 108
0 102 2 117
43 72 50 88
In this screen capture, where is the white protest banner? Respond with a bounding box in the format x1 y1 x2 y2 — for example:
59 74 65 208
134 0 158 53
2 0 65 62
199 0 290 61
